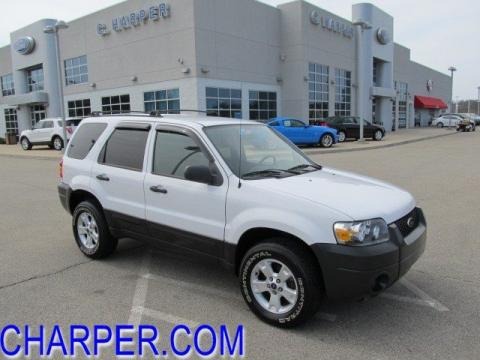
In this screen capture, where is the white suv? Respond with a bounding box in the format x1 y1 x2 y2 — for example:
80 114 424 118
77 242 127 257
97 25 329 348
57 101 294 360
58 113 426 327
20 118 81 151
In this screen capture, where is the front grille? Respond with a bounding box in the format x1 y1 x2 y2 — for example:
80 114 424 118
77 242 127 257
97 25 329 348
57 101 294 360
394 208 419 237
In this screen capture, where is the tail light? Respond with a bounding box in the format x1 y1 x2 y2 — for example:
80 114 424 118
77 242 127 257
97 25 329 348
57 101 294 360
59 159 63 180
66 127 73 134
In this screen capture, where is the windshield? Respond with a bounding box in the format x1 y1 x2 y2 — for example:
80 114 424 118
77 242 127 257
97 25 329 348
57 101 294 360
204 124 320 179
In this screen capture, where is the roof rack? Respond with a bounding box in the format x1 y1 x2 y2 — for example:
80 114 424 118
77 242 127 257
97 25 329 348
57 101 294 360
90 111 163 118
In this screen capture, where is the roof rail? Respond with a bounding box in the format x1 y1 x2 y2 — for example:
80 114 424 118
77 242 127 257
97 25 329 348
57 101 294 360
90 111 163 118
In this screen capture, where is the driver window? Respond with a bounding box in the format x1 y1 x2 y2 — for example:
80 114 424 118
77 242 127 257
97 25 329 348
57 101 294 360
283 120 292 127
153 131 210 179
291 120 305 127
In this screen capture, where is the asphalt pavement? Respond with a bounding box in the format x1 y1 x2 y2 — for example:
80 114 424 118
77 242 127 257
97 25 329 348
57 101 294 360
0 131 479 359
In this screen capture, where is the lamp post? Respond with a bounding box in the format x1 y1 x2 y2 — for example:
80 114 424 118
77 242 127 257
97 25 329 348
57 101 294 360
353 19 372 142
477 86 480 115
44 20 69 153
448 66 456 114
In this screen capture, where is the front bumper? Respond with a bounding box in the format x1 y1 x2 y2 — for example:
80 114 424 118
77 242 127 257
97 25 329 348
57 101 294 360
312 207 427 299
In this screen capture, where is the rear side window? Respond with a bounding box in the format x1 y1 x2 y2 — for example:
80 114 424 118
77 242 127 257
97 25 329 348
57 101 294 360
99 128 149 171
67 123 107 160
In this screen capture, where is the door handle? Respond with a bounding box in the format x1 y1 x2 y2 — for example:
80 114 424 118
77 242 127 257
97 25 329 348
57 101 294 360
150 185 167 194
96 174 110 181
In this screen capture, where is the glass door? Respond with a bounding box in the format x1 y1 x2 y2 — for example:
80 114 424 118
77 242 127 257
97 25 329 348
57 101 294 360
30 104 46 128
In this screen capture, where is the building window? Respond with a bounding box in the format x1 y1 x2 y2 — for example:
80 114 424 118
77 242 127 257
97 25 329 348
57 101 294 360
64 55 88 85
27 66 44 92
249 91 277 122
393 81 408 128
206 87 242 118
1 74 15 96
30 104 46 127
101 94 130 114
68 99 91 117
144 88 180 114
308 63 329 121
334 68 351 117
4 108 18 138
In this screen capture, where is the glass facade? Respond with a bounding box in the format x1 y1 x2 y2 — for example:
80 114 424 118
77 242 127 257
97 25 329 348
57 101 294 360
308 63 329 121
68 99 91 117
206 87 242 118
144 88 180 114
102 94 130 114
249 91 277 121
393 81 408 128
30 104 46 127
64 55 88 85
4 108 18 138
1 74 15 96
27 66 44 92
334 68 351 117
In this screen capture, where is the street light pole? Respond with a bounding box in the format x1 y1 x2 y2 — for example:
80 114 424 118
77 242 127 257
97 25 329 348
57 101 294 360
353 19 372 142
44 20 69 153
448 66 456 114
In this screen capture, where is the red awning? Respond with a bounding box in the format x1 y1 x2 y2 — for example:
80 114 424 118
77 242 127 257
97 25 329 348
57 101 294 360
414 96 448 109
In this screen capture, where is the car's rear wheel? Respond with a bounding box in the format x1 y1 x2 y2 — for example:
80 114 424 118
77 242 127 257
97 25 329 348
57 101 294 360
72 201 117 259
373 129 384 141
52 136 64 151
436 122 444 128
319 133 334 148
338 131 346 142
20 137 32 150
239 239 322 327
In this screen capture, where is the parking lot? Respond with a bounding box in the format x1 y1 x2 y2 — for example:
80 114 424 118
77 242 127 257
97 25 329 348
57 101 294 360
0 131 479 359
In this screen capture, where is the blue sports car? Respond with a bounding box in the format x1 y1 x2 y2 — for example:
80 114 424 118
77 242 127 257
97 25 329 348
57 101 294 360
267 117 338 148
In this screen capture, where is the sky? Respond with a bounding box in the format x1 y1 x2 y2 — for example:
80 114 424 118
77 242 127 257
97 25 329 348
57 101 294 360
0 0 479 99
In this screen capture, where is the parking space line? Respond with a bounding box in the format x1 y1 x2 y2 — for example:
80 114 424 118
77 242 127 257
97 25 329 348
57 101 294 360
400 278 449 312
132 306 200 328
128 251 152 326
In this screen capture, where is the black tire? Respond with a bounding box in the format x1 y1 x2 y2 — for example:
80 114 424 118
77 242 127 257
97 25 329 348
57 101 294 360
20 137 32 150
436 122 444 128
52 136 64 151
319 133 334 148
72 201 117 259
373 129 383 141
337 130 346 143
239 239 322 328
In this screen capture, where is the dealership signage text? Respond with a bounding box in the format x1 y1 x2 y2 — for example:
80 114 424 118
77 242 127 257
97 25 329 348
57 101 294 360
97 3 170 36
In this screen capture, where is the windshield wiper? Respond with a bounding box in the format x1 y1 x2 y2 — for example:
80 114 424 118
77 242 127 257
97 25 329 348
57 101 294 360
287 163 322 172
242 169 296 179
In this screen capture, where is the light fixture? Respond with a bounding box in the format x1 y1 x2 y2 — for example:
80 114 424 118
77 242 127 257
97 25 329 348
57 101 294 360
303 75 309 82
200 67 209 74
90 82 96 88
276 76 283 83
182 67 191 74
131 76 138 82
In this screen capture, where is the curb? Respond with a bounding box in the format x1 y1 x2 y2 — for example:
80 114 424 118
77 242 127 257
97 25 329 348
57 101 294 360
304 130 460 155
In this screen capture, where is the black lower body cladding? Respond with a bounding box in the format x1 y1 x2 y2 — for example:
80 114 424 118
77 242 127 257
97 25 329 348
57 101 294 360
57 182 71 212
311 208 427 299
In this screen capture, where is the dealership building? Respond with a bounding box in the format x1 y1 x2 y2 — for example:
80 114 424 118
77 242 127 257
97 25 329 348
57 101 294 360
0 0 452 140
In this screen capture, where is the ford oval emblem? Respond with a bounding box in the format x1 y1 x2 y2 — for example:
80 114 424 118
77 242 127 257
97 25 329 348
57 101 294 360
13 36 35 55
406 216 415 228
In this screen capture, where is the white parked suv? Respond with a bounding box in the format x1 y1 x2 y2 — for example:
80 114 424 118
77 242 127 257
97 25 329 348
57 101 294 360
58 113 427 327
20 118 82 151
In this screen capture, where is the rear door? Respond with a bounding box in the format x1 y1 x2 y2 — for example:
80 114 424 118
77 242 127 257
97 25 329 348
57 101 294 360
90 123 151 236
144 125 228 257
344 117 359 138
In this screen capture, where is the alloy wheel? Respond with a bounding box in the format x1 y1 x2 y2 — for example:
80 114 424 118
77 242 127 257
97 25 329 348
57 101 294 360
76 211 99 250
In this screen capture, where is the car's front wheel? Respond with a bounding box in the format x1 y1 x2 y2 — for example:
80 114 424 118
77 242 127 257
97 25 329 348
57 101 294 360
52 136 64 151
373 129 384 141
239 239 322 327
72 201 117 259
319 133 334 148
20 137 32 150
436 122 444 128
337 131 346 142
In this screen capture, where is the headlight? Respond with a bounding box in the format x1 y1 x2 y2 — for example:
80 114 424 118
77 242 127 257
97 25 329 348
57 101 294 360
333 219 389 246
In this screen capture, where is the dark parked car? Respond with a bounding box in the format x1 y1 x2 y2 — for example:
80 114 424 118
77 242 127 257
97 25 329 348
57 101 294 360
323 116 385 142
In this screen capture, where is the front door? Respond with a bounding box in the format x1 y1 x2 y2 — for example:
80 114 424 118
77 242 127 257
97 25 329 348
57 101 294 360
30 105 46 128
144 126 228 257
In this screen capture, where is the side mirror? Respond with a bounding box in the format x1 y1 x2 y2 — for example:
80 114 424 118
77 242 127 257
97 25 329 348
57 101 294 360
184 165 214 185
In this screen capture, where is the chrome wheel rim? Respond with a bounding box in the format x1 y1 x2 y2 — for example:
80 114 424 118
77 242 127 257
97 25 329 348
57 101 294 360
250 259 298 315
375 131 382 140
76 211 99 250
21 139 29 149
54 138 62 150
322 134 333 147
338 132 346 142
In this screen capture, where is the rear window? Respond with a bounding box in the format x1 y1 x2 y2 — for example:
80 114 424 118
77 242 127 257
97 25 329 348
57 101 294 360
67 123 108 160
98 128 149 171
